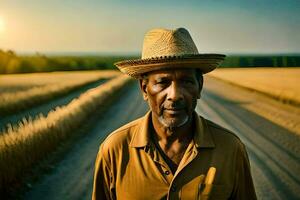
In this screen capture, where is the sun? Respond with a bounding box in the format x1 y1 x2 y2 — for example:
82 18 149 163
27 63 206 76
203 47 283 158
0 16 5 33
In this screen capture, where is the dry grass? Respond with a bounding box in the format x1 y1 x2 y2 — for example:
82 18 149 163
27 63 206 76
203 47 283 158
0 74 131 191
0 70 120 115
0 70 120 93
209 67 300 106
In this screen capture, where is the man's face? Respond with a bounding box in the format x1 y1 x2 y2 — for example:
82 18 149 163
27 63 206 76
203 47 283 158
140 68 203 129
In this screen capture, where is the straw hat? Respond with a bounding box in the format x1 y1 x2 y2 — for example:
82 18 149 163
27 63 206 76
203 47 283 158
114 28 226 79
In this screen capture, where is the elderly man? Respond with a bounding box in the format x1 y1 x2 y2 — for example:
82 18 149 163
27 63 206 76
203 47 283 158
92 28 257 200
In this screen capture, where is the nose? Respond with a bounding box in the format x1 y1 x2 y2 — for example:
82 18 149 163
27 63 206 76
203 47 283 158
167 82 184 102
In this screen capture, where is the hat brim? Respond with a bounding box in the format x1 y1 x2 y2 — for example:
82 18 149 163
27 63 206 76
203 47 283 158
114 54 226 79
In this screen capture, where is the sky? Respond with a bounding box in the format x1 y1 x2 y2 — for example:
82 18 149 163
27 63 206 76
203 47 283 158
0 0 299 55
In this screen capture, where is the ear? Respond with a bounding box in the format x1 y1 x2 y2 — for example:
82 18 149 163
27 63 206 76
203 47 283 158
139 79 148 101
197 75 204 99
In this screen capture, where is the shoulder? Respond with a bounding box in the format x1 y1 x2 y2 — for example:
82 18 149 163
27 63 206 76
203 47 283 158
202 117 245 149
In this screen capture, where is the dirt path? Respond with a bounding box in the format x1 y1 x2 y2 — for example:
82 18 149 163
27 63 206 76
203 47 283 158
23 79 300 199
23 83 148 200
0 79 108 132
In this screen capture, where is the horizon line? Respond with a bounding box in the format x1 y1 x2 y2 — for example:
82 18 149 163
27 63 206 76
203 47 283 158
15 51 300 57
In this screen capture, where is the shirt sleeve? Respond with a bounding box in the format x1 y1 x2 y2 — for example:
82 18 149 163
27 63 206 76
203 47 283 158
231 142 257 200
92 144 116 200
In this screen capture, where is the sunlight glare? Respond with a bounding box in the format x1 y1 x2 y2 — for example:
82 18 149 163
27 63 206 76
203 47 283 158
0 16 5 33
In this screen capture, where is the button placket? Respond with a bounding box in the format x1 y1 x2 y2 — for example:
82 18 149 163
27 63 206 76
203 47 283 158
174 143 198 179
171 185 176 192
161 165 173 184
150 142 175 183
146 143 173 185
167 144 199 199
167 182 178 200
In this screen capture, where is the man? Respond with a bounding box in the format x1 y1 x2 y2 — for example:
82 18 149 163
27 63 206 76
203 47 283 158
92 28 257 200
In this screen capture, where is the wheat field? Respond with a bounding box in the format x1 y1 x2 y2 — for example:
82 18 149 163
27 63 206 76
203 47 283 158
209 67 300 105
0 70 120 92
0 70 120 115
0 72 131 192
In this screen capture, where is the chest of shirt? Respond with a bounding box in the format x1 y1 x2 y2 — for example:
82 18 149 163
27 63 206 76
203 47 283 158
113 145 235 200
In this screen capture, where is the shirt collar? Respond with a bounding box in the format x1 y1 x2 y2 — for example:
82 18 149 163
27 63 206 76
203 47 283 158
193 112 215 148
129 111 152 148
129 111 215 148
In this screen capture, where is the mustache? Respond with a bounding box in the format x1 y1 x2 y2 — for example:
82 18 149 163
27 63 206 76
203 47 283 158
163 101 186 110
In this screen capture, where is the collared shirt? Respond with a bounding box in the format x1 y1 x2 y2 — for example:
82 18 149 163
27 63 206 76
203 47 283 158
92 111 257 200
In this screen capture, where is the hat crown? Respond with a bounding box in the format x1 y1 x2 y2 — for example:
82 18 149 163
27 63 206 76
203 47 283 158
141 28 199 59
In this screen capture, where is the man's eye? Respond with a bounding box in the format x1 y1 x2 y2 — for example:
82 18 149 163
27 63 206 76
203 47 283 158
156 80 168 85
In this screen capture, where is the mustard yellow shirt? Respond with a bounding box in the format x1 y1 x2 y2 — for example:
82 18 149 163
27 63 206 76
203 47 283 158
92 111 257 200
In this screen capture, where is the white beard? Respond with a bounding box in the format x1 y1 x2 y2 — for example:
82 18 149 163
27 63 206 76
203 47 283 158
158 114 189 129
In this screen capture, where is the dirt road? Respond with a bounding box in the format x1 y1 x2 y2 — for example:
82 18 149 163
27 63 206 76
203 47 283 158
23 78 300 199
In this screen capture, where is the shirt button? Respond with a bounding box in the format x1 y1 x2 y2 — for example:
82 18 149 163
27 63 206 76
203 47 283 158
171 185 176 192
164 170 170 175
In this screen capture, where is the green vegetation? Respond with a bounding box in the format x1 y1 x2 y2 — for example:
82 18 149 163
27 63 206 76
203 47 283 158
0 49 300 74
221 55 300 68
0 49 137 74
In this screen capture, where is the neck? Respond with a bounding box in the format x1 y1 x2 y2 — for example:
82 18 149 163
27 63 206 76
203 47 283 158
151 112 194 145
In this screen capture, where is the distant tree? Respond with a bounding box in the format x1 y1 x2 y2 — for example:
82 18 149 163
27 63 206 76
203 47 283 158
253 57 273 67
276 57 283 67
19 60 35 73
239 57 249 67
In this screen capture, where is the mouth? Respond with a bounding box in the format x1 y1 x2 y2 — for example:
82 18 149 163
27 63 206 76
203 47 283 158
164 107 186 115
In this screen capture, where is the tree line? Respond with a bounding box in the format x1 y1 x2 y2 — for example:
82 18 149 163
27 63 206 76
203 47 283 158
0 49 299 74
0 50 137 74
221 55 300 68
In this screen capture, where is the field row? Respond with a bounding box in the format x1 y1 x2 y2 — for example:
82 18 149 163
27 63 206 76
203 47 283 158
0 74 132 193
0 70 120 115
208 67 300 106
